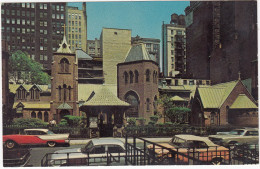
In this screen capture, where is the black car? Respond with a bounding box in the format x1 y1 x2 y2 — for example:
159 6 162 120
3 148 31 167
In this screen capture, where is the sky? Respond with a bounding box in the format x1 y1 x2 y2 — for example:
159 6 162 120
68 1 190 40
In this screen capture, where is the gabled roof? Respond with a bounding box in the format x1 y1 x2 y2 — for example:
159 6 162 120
9 84 50 94
29 84 42 92
76 49 92 60
13 102 50 109
57 35 72 53
170 95 187 102
124 43 152 63
230 94 258 109
57 103 73 110
83 85 130 107
198 81 238 109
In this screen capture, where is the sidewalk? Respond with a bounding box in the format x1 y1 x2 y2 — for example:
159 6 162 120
69 137 172 145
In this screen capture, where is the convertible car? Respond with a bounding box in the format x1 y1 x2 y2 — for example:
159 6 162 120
3 129 70 149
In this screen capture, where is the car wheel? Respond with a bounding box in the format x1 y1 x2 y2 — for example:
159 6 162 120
47 141 56 147
211 158 224 165
5 140 16 149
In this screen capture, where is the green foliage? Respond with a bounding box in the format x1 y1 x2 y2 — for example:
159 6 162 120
165 107 191 123
9 50 50 84
58 119 68 126
63 115 82 127
11 118 48 127
136 117 146 126
127 118 136 126
149 115 159 123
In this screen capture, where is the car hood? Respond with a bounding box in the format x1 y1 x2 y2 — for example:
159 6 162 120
209 135 242 139
55 148 81 154
51 148 87 160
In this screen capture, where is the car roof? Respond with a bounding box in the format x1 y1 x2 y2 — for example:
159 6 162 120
91 139 125 147
174 135 216 146
24 129 48 132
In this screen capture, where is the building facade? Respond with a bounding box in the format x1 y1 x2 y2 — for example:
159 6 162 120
87 39 101 58
1 2 66 70
185 1 258 99
118 44 159 120
66 3 87 53
131 36 160 67
162 14 186 78
100 28 132 85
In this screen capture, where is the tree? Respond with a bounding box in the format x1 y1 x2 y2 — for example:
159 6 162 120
9 50 50 85
165 107 191 123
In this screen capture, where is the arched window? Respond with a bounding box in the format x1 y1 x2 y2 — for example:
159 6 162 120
210 112 216 125
30 86 40 100
58 86 61 101
129 71 134 84
153 71 157 84
124 71 128 84
146 98 150 111
135 70 139 83
31 111 36 118
146 69 150 82
31 89 34 99
17 87 26 100
153 96 158 114
63 84 67 101
44 111 49 122
124 91 139 117
68 86 72 101
60 58 69 73
38 111 42 120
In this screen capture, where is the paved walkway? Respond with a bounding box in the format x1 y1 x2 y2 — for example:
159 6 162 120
69 137 172 145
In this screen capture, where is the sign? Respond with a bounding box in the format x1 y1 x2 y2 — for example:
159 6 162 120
89 117 98 128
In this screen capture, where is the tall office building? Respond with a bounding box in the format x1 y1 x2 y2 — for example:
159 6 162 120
66 2 87 53
1 3 66 71
162 14 186 78
185 1 257 99
87 38 101 58
131 36 160 67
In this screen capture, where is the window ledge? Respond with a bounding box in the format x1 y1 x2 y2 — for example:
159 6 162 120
58 72 71 74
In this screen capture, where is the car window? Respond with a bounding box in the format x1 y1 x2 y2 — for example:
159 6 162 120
230 130 245 135
47 130 55 135
189 141 208 148
83 141 94 152
91 145 105 154
108 145 125 153
245 131 258 136
38 131 47 135
171 137 187 148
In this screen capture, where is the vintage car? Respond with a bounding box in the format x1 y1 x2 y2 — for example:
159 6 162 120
44 138 126 166
3 148 31 167
3 129 70 149
147 134 229 165
208 128 259 147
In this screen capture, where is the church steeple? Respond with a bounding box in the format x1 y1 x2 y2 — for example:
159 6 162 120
57 24 72 54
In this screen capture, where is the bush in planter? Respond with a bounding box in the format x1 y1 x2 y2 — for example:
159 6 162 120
127 117 136 126
136 117 146 126
149 115 159 123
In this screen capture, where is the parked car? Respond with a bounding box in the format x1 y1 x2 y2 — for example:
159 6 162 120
44 138 125 166
232 143 259 163
208 128 259 147
147 134 229 165
3 147 31 167
3 129 70 149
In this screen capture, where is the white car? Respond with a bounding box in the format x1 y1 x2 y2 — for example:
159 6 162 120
46 138 125 166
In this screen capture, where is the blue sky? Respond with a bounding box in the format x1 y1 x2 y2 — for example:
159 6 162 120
68 1 189 40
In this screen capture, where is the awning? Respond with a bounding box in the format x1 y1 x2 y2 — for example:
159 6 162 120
57 103 73 109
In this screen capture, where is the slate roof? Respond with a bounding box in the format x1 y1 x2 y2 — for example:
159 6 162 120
9 84 51 93
83 85 130 107
57 103 73 109
76 49 92 60
171 95 187 102
57 35 72 53
230 94 258 109
124 43 152 63
13 102 50 109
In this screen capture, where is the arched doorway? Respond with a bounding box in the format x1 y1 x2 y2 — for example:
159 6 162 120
124 91 139 118
44 111 49 122
60 110 70 120
38 111 42 120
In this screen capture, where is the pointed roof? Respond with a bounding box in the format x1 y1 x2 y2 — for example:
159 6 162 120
124 43 152 63
13 102 50 109
76 49 92 60
230 94 258 109
84 85 130 107
57 35 72 53
57 103 73 109
170 95 187 102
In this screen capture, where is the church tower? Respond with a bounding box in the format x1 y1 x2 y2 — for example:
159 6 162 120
50 33 79 122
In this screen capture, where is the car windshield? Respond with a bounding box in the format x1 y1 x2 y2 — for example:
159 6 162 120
171 137 187 148
229 130 245 135
47 131 55 134
82 141 94 153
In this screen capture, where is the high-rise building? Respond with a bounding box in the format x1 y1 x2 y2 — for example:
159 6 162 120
1 2 66 71
185 1 257 99
100 28 132 85
131 36 160 67
66 3 87 53
162 14 186 78
87 38 101 58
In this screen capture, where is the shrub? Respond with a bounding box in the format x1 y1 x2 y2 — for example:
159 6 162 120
136 117 146 126
127 118 136 126
149 115 159 123
63 115 82 127
11 118 48 127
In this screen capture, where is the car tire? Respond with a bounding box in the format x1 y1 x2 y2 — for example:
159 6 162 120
5 140 16 149
211 157 224 165
47 141 56 147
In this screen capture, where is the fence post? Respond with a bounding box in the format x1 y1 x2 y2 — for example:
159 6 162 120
125 134 128 165
133 136 136 165
144 141 146 165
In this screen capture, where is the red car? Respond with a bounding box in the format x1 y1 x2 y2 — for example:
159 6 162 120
3 129 70 149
